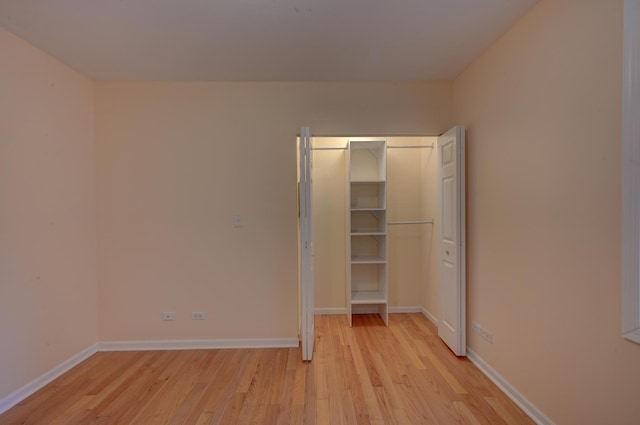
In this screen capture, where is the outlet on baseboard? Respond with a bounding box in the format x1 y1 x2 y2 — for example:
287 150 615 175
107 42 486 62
162 312 176 321
191 311 205 320
471 321 493 344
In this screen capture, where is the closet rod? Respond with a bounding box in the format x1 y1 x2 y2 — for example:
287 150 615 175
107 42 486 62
387 144 434 149
387 220 434 225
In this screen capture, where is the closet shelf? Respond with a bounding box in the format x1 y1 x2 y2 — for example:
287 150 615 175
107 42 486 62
348 139 388 326
351 290 387 304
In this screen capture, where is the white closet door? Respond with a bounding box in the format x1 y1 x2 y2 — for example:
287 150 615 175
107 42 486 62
437 126 466 356
299 127 314 361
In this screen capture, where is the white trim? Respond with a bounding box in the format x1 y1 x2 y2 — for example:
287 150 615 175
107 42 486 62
388 306 422 313
0 337 298 414
98 338 299 351
467 349 555 425
299 126 315 361
0 343 99 415
420 307 439 326
622 0 640 344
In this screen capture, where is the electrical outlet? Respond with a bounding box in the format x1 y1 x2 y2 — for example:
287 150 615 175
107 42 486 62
162 312 176 321
481 328 494 343
191 311 205 320
471 320 493 344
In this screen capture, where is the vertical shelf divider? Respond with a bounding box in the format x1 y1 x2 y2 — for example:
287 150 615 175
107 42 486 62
347 140 389 326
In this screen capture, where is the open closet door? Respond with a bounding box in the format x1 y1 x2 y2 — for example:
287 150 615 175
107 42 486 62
437 126 466 356
299 127 314 361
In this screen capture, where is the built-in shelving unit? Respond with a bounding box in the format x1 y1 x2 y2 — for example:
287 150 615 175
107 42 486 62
347 140 388 326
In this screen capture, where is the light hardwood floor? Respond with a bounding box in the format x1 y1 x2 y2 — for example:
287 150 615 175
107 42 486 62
0 314 534 424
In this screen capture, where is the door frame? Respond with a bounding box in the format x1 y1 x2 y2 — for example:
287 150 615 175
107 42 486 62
299 127 314 361
297 130 467 359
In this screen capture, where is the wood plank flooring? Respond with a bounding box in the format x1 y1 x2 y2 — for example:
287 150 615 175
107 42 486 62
0 314 534 424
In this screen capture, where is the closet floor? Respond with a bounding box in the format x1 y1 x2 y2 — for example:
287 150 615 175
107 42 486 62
0 313 534 425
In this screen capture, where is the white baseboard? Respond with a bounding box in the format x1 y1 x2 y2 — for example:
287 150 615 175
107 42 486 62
0 343 99 415
467 348 555 425
0 328 551 425
0 337 298 414
98 337 299 351
388 306 422 313
420 307 439 326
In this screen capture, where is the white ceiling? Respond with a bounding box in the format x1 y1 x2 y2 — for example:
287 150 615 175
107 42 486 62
0 0 538 81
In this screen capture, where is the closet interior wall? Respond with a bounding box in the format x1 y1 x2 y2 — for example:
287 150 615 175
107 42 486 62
311 136 439 319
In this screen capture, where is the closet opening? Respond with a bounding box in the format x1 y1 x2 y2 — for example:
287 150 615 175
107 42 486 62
298 128 466 361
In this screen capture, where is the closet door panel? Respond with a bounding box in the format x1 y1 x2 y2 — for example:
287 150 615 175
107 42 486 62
299 127 314 361
437 126 466 356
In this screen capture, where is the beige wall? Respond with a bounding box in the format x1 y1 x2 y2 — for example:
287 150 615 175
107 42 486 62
387 137 437 308
311 137 439 311
421 140 439 317
94 82 452 341
311 137 348 310
0 28 98 399
12 2 636 419
453 0 640 423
